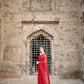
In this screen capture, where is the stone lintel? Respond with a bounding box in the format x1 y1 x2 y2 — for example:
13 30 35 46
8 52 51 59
22 21 59 24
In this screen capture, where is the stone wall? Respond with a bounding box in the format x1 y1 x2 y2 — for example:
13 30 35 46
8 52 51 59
0 0 2 60
0 0 22 78
58 0 82 78
0 19 1 61
81 48 84 81
0 0 83 79
81 24 84 81
81 1 84 81
82 28 84 81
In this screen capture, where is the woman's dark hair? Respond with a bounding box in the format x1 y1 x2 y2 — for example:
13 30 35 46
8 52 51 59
40 45 46 53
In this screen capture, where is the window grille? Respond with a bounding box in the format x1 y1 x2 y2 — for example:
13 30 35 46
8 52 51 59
29 34 52 75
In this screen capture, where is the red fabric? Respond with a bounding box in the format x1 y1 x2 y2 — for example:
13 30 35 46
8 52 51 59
37 53 51 84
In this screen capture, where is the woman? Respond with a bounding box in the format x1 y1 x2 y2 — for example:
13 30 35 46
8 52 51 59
37 45 51 84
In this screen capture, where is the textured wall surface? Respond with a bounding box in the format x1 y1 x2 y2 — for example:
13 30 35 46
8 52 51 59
82 26 84 81
0 0 2 61
0 0 83 79
0 19 1 61
81 1 84 81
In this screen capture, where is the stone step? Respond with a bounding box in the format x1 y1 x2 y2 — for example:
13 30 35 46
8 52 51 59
0 76 84 84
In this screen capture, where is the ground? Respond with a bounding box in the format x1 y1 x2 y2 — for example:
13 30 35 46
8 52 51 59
0 76 84 84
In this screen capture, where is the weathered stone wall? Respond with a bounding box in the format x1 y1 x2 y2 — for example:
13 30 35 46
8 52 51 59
81 24 84 81
81 1 84 81
58 0 82 78
82 27 84 81
81 46 84 81
0 0 2 60
0 18 1 61
0 0 83 79
0 0 22 78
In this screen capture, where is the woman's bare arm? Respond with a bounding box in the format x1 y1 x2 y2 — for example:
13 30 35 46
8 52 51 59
36 61 39 64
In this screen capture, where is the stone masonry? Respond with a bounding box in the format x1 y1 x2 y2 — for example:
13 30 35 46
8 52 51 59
0 0 83 80
81 0 84 81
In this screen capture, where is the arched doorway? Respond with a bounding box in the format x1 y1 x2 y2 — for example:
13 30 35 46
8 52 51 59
30 34 51 75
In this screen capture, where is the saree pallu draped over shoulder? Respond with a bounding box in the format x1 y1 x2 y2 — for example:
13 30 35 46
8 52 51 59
37 53 51 84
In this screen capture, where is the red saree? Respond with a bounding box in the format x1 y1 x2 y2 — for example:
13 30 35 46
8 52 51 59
37 53 51 84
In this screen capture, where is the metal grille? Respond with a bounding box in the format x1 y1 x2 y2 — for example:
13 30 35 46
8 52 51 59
30 34 52 75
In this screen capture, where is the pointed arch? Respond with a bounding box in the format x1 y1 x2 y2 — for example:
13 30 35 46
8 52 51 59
27 29 53 41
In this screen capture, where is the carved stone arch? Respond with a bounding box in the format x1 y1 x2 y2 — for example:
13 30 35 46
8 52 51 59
26 29 55 76
27 29 53 41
